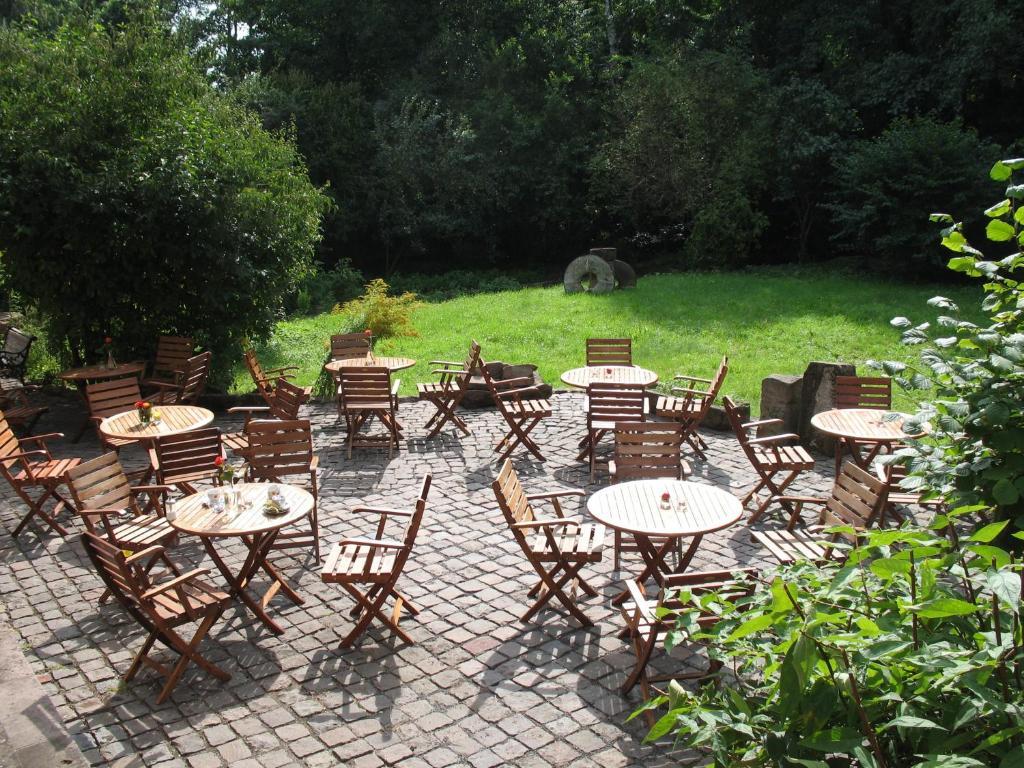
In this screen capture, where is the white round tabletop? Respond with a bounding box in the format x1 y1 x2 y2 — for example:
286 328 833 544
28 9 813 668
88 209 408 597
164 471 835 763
170 483 313 538
99 405 214 441
810 408 927 442
323 356 416 373
560 366 658 389
587 479 743 537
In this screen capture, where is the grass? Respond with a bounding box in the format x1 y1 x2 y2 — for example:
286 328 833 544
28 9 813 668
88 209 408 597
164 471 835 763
237 267 982 412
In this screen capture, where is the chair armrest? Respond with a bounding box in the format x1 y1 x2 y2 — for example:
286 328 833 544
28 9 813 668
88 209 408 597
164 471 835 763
513 518 581 530
431 368 465 375
142 568 211 598
527 489 585 500
310 455 319 471
743 418 784 430
21 432 64 444
227 406 270 415
429 359 462 366
662 567 760 589
266 366 299 374
748 433 800 445
6 449 49 461
673 374 713 383
351 506 413 518
130 484 174 494
670 387 712 398
623 579 657 623
776 495 827 505
79 507 130 517
147 380 180 390
492 376 534 388
339 537 405 550
125 545 166 564
391 379 401 396
496 386 539 399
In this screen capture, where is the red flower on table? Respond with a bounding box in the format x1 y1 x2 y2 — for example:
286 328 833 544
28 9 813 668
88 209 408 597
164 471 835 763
661 492 671 502
214 455 225 467
364 329 372 335
135 400 145 409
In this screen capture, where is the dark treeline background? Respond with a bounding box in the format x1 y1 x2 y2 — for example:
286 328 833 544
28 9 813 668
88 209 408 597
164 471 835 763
14 0 1024 281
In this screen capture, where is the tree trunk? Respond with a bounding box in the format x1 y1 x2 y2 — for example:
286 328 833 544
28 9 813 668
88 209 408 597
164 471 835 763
603 0 618 57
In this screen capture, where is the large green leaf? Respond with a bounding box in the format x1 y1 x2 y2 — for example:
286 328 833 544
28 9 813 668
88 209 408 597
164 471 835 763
727 613 775 641
991 161 1013 181
999 745 1024 768
985 199 1012 218
970 520 1009 543
986 569 1021 613
885 715 946 730
915 598 979 618
993 478 1020 506
987 219 1016 242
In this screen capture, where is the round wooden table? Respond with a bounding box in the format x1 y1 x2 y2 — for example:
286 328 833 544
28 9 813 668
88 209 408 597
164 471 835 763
560 365 658 389
99 405 215 443
170 483 313 634
588 479 743 604
811 408 928 477
60 362 147 442
323 355 416 374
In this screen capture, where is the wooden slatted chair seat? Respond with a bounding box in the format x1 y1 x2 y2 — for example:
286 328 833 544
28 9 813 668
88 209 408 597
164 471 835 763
481 361 552 462
493 459 602 626
322 475 431 647
12 456 80 482
147 352 211 405
81 532 230 704
586 338 632 367
417 341 482 438
751 461 888 564
655 356 729 461
142 336 195 390
338 367 401 458
724 396 816 526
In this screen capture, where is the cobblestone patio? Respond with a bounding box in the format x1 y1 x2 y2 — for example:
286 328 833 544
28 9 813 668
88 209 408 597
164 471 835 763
0 392 838 767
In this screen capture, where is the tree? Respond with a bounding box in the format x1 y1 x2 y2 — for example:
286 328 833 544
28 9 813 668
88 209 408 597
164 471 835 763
0 12 329 384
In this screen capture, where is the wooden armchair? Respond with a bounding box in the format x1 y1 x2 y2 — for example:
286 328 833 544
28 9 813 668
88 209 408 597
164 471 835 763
834 375 894 469
752 461 888 564
85 377 144 453
577 383 647 479
492 459 604 626
655 355 728 461
0 383 48 436
620 568 757 700
224 378 308 457
330 332 372 362
243 347 303 407
0 409 79 538
337 367 401 458
146 351 211 405
0 327 36 383
874 462 944 528
417 340 482 438
586 337 632 367
322 475 431 647
480 359 552 462
149 427 223 496
724 396 816 526
141 336 194 390
608 421 689 569
81 531 231 704
245 419 320 562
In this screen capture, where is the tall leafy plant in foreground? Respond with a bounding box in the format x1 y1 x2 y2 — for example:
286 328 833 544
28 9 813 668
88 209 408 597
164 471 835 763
641 525 1024 766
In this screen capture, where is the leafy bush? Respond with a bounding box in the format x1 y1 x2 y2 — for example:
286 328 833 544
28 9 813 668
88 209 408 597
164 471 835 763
0 14 329 386
333 279 422 339
828 118 996 277
387 270 527 301
284 260 364 316
644 524 1024 767
875 158 1024 524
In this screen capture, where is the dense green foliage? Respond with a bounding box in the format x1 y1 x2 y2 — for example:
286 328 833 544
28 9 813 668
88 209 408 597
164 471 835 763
0 12 329 382
646 524 1024 767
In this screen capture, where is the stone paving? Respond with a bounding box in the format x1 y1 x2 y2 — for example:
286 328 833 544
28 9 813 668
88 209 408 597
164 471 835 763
0 391 839 767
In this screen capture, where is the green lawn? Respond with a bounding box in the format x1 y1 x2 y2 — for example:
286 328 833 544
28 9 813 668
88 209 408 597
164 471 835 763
238 269 982 412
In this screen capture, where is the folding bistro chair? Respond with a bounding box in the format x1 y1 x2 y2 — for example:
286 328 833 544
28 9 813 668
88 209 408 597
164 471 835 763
337 367 401 458
833 375 894 469
577 382 647 479
85 377 145 453
243 346 303 407
751 461 888 564
142 336 194 391
149 427 223 496
67 452 179 601
874 462 944 528
655 356 728 461
0 409 79 537
586 338 632 367
492 460 604 626
146 351 212 405
81 531 231 704
417 341 482 438
724 396 815 526
245 419 320 562
223 378 307 457
330 332 372 361
480 360 552 462
608 421 689 570
321 475 431 647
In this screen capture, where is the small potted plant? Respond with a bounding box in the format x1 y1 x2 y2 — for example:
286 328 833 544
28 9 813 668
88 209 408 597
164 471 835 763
135 399 153 425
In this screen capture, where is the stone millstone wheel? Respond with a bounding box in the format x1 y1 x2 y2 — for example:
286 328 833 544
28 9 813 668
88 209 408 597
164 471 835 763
564 254 616 294
610 259 636 288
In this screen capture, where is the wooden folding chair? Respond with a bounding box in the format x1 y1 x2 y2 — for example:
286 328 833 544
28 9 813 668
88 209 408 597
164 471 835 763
0 383 48 436
656 356 728 461
146 352 211 405
608 421 689 569
337 367 401 458
85 377 145 453
67 452 180 601
224 378 307 457
834 375 894 469
141 335 194 390
620 568 757 700
577 382 647 479
245 419 320 562
480 360 552 462
81 531 231 704
330 332 372 361
242 346 303 407
874 463 944 528
417 341 482 438
586 337 632 367
724 396 816 526
492 459 604 626
322 475 431 647
149 427 223 496
0 409 80 538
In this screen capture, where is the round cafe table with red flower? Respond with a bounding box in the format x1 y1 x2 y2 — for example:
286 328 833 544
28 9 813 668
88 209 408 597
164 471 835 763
560 365 659 389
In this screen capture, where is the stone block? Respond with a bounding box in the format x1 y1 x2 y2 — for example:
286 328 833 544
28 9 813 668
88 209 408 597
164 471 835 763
462 362 551 409
759 374 803 437
799 361 856 449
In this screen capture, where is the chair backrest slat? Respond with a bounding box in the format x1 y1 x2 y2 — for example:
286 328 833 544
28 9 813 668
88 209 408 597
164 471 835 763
587 382 646 426
820 462 889 554
244 348 272 399
0 410 24 470
177 352 212 403
723 396 760 465
82 531 149 603
268 378 307 420
338 368 392 408
835 375 892 410
612 422 685 480
586 338 632 367
85 378 143 420
152 336 194 379
493 460 536 544
153 428 222 483
330 332 372 361
246 420 314 481
67 452 134 517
